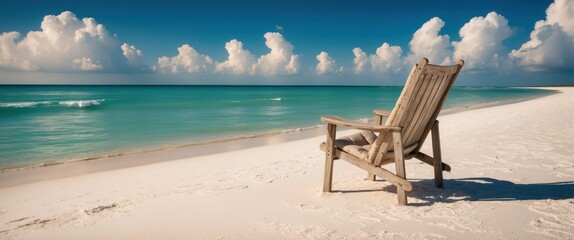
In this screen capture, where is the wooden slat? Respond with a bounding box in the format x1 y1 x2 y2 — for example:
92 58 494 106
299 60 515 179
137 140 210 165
373 110 389 126
392 60 427 129
373 59 428 165
414 152 451 172
319 142 398 165
400 73 430 144
414 60 464 153
373 109 391 118
321 115 400 132
403 73 439 145
318 138 415 188
376 61 463 166
406 73 449 144
336 150 412 192
373 134 392 166
401 73 429 129
369 110 387 180
411 73 444 151
410 86 439 143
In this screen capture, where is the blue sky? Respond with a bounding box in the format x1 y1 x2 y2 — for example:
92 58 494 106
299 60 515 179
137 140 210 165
0 0 572 86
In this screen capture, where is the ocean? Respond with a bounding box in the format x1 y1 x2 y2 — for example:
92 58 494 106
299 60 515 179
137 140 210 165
0 85 553 169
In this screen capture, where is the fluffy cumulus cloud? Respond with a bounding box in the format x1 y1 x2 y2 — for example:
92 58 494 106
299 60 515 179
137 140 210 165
407 17 452 65
352 43 402 74
159 32 299 76
352 48 369 74
510 0 574 71
315 51 336 75
215 39 255 75
546 0 574 35
0 32 36 70
251 32 299 76
452 12 513 70
0 11 146 72
72 57 102 70
7 5 574 81
352 17 453 76
370 43 403 73
121 43 146 68
157 44 213 74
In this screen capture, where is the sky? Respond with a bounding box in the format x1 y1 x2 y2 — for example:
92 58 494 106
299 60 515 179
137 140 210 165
0 0 573 86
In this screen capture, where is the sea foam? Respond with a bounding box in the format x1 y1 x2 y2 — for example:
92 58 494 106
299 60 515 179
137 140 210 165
0 101 50 108
59 99 105 108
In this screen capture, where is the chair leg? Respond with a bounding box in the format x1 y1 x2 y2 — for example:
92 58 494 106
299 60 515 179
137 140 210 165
392 131 408 205
432 121 443 188
366 173 376 181
323 124 337 192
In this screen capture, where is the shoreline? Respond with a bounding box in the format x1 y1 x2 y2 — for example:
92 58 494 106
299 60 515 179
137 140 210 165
0 87 561 188
0 126 328 188
0 87 572 239
0 124 326 172
439 87 557 115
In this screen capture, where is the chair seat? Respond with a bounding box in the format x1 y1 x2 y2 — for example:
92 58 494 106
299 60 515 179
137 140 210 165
334 131 377 161
323 131 419 163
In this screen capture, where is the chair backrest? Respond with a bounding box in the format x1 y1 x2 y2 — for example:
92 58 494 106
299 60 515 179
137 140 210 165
368 58 464 165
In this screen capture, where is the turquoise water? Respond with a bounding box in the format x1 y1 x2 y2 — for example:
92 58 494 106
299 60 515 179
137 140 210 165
0 85 553 169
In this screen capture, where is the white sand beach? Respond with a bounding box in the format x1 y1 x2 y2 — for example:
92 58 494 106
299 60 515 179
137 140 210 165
1 87 573 239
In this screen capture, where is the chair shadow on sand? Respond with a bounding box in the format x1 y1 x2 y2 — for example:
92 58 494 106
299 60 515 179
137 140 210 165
370 177 574 206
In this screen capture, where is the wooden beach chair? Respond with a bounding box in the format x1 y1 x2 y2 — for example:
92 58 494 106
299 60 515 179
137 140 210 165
320 58 464 205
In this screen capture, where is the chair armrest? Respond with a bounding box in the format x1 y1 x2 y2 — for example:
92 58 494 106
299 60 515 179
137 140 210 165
373 109 391 117
321 115 400 132
373 110 391 125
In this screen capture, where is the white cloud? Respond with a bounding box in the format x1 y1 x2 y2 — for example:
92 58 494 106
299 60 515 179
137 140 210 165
72 57 102 70
352 43 402 74
407 17 452 65
251 32 299 76
157 44 213 74
315 51 336 75
0 11 146 72
215 39 255 75
453 12 513 70
510 0 574 71
546 0 574 35
370 43 403 73
159 33 299 76
0 32 36 70
285 55 299 75
121 43 145 67
352 47 368 74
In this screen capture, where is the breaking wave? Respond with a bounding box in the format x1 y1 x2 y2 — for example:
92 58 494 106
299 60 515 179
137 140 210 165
1 99 105 108
0 101 54 108
0 101 48 108
59 99 105 108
